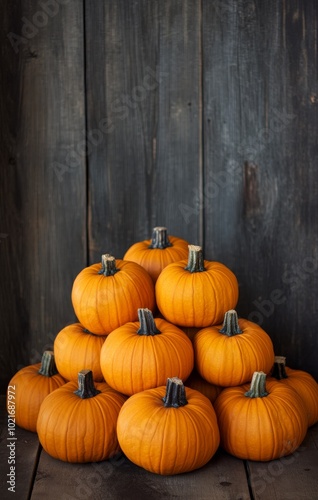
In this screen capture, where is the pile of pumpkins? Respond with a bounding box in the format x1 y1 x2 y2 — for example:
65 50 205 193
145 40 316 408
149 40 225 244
7 227 318 475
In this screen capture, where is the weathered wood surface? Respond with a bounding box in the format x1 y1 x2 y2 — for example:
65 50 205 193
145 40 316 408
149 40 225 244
0 0 86 393
1 0 318 394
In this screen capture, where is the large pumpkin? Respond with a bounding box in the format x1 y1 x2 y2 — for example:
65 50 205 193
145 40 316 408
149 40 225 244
214 371 308 461
6 351 65 432
193 310 275 386
117 377 220 475
123 226 189 282
54 323 107 382
37 369 126 463
100 308 194 395
71 254 155 335
184 369 223 404
269 355 318 428
155 245 239 327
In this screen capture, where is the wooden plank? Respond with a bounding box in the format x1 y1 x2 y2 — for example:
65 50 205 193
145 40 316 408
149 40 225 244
0 396 40 500
248 423 318 499
31 448 250 500
202 0 318 381
85 0 202 263
0 0 86 393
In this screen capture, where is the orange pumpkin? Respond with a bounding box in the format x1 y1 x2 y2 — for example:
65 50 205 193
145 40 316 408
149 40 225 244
54 323 107 382
155 245 239 327
214 371 308 461
123 226 189 282
184 369 223 404
193 310 275 386
100 308 194 395
117 377 220 475
269 356 318 427
37 369 126 463
6 350 65 432
71 254 155 335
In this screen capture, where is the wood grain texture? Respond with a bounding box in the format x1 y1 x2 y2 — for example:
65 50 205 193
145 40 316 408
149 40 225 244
0 0 87 392
85 0 202 263
202 0 318 380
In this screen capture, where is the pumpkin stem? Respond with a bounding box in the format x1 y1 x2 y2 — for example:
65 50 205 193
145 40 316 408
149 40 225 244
148 226 172 249
98 254 119 276
219 310 243 336
163 377 188 407
137 308 161 335
271 356 288 379
244 371 269 398
74 370 101 399
38 350 59 377
184 245 205 273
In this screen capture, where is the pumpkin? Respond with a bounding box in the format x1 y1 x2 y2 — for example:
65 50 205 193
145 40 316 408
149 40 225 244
155 245 239 327
71 254 155 335
54 323 107 382
117 376 220 475
100 308 194 395
184 369 223 404
269 355 318 427
214 371 308 461
36 369 126 463
6 350 65 432
193 309 275 386
123 226 189 282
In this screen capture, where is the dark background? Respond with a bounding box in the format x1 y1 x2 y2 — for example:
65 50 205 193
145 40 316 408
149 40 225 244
1 0 317 393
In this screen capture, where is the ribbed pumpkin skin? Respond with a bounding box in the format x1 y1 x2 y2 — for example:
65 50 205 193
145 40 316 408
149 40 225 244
117 385 220 475
269 367 318 428
71 259 155 335
54 323 107 382
37 381 126 463
7 364 65 432
214 379 308 461
100 318 194 395
185 370 223 404
155 260 239 327
194 318 275 386
124 235 189 283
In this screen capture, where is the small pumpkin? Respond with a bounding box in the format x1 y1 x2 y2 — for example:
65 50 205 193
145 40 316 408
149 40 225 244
269 355 318 428
123 226 189 282
71 254 155 335
214 371 308 461
54 323 107 382
100 308 194 395
155 245 239 327
117 376 220 475
36 369 126 463
193 309 275 386
6 350 65 432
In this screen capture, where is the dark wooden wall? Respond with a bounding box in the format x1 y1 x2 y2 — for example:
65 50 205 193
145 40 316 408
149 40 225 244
1 0 317 392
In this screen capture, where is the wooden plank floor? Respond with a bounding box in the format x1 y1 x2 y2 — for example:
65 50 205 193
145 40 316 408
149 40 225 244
1 395 317 500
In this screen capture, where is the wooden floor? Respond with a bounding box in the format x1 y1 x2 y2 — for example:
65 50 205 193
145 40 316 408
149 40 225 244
1 396 317 500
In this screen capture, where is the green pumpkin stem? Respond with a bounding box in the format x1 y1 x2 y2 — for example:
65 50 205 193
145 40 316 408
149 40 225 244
271 356 288 379
98 254 119 276
184 245 205 273
163 377 188 407
38 350 59 377
137 308 161 335
148 226 172 249
244 371 269 398
74 370 101 399
219 310 243 336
